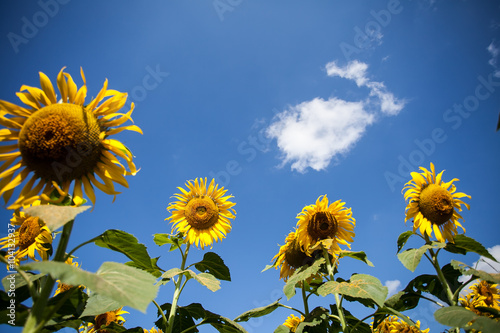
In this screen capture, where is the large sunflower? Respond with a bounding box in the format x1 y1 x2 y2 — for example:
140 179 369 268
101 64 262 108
283 314 304 332
166 178 236 249
0 202 52 265
403 162 470 243
373 315 429 333
295 195 355 256
0 67 141 208
272 230 314 281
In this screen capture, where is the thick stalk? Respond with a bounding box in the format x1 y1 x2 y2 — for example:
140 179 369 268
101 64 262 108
322 247 347 333
301 283 310 316
23 220 75 333
166 243 190 333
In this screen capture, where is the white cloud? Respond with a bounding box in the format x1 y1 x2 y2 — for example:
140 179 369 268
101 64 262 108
266 97 373 173
266 60 406 173
459 244 500 288
487 41 500 77
385 280 402 296
326 60 406 115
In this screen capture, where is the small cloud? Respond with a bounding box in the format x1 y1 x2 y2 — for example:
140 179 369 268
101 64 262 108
458 244 500 287
326 60 406 115
385 280 401 296
487 41 500 77
266 97 374 173
266 60 406 173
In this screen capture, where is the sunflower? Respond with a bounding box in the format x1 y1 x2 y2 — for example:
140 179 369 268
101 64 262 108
373 315 429 333
403 162 470 243
54 257 84 296
0 202 52 265
295 195 355 256
283 314 304 332
272 230 315 281
143 328 163 333
166 178 236 249
0 67 142 209
80 307 128 333
460 280 500 316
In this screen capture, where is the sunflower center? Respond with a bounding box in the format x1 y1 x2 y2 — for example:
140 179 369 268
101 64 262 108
284 238 312 269
418 184 454 226
95 311 117 331
184 196 219 229
307 211 338 241
18 103 103 183
18 217 42 251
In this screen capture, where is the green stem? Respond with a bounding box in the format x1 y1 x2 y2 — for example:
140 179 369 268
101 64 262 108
0 254 38 301
428 247 455 305
166 243 190 333
22 219 75 333
65 235 103 259
301 282 310 316
278 304 306 317
153 300 168 330
322 247 347 333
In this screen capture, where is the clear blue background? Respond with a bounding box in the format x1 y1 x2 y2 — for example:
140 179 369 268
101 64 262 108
1 1 500 332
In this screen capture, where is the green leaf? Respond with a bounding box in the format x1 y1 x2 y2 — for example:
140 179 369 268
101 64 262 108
451 260 500 283
434 306 500 331
194 252 231 281
23 205 90 231
296 307 330 333
317 273 388 308
339 250 374 266
234 299 281 322
283 258 325 300
1 272 44 291
186 271 221 292
22 261 158 313
445 235 498 262
95 229 162 277
261 264 275 273
274 325 290 333
397 243 445 272
80 293 122 317
167 303 247 333
397 230 414 253
161 267 183 279
153 233 183 251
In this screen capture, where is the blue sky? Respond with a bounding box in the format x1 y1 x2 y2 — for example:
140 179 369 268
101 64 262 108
1 1 500 332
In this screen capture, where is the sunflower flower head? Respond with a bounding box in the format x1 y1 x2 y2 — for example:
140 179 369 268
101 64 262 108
272 230 316 281
403 162 470 243
54 257 84 296
0 67 142 209
143 328 163 333
295 195 355 256
80 307 128 333
283 314 305 332
0 201 52 266
166 178 236 249
372 315 429 333
460 280 500 317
